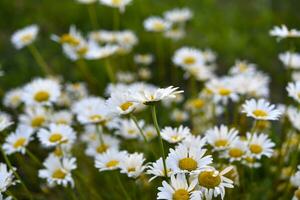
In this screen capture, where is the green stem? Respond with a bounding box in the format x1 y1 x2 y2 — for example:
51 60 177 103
28 44 53 75
104 59 115 83
87 3 98 29
96 124 105 145
130 114 147 142
113 9 120 30
115 172 131 200
151 105 168 178
0 148 32 199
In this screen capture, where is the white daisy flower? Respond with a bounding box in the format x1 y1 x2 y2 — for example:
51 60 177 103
120 153 146 178
0 163 18 193
147 158 172 181
195 167 234 200
205 125 239 151
37 123 76 147
269 25 300 40
164 28 186 41
170 109 189 123
287 81 300 103
143 125 157 141
157 173 198 200
95 150 127 171
114 119 144 139
85 134 120 157
173 47 204 68
65 82 88 101
11 24 39 49
134 54 154 65
287 106 300 131
246 132 275 159
241 156 261 168
22 78 61 106
183 64 215 81
3 88 23 108
166 144 212 174
144 17 171 32
38 155 77 187
100 0 132 13
224 140 248 162
130 86 183 105
279 52 300 69
241 99 282 121
138 68 151 81
19 106 50 129
161 125 191 143
164 8 193 23
51 25 84 47
229 60 257 75
51 110 73 125
106 92 137 116
3 125 34 155
0 115 13 132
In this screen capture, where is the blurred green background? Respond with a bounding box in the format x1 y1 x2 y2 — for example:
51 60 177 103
1 0 300 99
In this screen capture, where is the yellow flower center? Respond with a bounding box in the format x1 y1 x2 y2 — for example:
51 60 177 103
60 34 80 46
249 144 263 154
56 119 68 124
245 156 255 163
120 102 133 111
21 34 33 43
127 167 136 172
198 171 221 188
49 133 63 143
153 22 165 31
111 0 121 5
190 99 204 109
171 135 181 141
77 46 88 56
90 115 102 122
106 160 119 168
229 148 244 158
34 91 50 102
218 88 231 96
13 137 26 148
252 109 268 117
52 169 66 179
128 129 136 135
54 147 63 157
31 116 45 128
173 189 189 200
214 139 228 147
178 158 197 171
96 144 108 153
183 56 196 65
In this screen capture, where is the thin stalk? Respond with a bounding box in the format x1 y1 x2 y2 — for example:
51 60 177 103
104 59 115 83
87 3 98 29
76 59 98 86
26 148 43 167
130 114 147 142
113 9 120 30
151 105 168 178
0 148 32 199
96 124 105 145
28 44 53 75
115 172 131 200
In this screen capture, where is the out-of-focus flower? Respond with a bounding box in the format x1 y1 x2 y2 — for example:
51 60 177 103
144 17 171 32
11 25 39 49
279 52 300 69
269 25 300 40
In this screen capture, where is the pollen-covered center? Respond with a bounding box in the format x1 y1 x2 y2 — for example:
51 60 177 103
111 0 121 6
249 144 263 154
179 157 197 171
120 102 133 111
191 99 204 109
49 133 63 143
60 34 80 46
34 91 50 102
153 22 165 31
127 167 136 172
183 56 196 65
13 137 26 148
252 109 268 117
97 144 108 153
214 139 228 147
52 169 66 179
173 189 189 200
198 170 221 188
229 148 244 158
31 116 45 127
90 114 102 122
218 88 231 96
21 34 33 43
106 160 119 168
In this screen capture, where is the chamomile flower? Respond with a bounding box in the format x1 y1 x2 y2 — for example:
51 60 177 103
85 134 120 157
114 119 144 139
106 92 137 115
147 158 172 181
246 132 275 159
65 82 88 100
100 0 132 13
241 99 282 121
39 155 77 187
144 17 171 32
224 140 247 162
229 60 257 75
51 25 84 46
0 163 18 193
134 54 154 65
157 173 198 200
120 153 146 178
279 52 300 69
3 125 34 155
166 144 212 174
3 88 23 108
287 81 300 103
51 110 73 125
11 24 39 49
95 150 127 171
161 125 191 143
130 86 183 105
143 125 157 141
195 167 234 200
269 25 300 40
170 109 189 123
22 78 61 106
37 123 76 147
173 47 204 68
19 106 49 129
205 125 239 151
164 8 193 23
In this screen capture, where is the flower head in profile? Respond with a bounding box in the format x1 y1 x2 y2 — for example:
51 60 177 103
39 155 77 187
269 25 300 40
0 163 18 193
3 88 23 109
161 125 191 143
242 99 282 121
19 106 49 129
106 92 137 116
164 8 193 24
144 17 171 32
11 24 39 49
134 54 154 66
3 125 34 155
95 150 127 171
